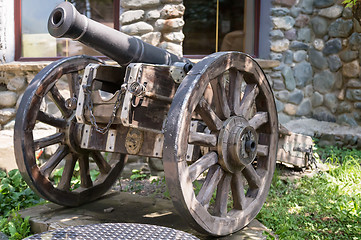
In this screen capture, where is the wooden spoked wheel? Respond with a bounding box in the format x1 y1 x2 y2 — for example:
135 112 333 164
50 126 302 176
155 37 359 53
14 56 126 207
163 52 278 236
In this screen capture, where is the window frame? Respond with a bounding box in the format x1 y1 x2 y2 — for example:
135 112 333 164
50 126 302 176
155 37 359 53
14 0 259 61
14 0 120 61
183 0 260 59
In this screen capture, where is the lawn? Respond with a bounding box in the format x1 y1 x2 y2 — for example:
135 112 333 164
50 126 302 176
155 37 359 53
258 144 361 239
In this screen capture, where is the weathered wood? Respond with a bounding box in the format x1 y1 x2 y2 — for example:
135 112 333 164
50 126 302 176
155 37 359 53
188 132 217 147
231 171 247 210
257 144 269 157
249 112 268 129
40 145 69 178
163 52 278 236
91 151 111 174
79 154 93 188
66 72 80 99
242 165 261 189
228 69 242 116
214 173 232 217
33 132 65 151
195 97 223 131
50 85 73 118
57 154 77 191
210 76 231 120
37 111 67 129
188 152 218 182
196 165 224 208
81 124 163 158
238 84 259 119
14 56 125 207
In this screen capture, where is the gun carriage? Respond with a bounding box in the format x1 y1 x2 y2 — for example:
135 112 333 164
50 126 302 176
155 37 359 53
14 2 278 236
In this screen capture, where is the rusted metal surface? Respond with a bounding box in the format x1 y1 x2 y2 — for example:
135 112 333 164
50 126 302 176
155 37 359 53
163 52 278 236
14 56 126 207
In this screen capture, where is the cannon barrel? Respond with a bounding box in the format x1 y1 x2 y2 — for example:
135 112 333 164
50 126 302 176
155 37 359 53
48 2 190 66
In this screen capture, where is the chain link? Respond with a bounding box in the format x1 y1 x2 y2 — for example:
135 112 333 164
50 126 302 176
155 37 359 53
83 83 127 134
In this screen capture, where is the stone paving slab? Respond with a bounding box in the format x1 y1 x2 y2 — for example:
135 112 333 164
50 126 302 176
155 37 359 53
19 191 271 240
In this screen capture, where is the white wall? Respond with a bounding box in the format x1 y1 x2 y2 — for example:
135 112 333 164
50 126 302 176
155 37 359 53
0 0 15 63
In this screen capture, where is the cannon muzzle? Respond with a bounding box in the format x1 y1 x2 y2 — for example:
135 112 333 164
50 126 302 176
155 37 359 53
48 2 189 66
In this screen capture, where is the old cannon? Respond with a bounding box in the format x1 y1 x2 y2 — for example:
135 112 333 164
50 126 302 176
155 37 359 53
14 2 278 236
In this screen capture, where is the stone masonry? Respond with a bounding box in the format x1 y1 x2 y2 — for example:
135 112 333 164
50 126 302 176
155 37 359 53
120 0 185 56
0 62 48 129
270 0 361 126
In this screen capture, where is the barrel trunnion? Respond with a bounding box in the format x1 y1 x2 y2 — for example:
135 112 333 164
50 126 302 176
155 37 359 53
13 1 279 237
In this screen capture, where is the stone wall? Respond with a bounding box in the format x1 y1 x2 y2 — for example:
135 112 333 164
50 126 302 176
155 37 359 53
120 0 185 56
270 0 361 126
0 63 48 129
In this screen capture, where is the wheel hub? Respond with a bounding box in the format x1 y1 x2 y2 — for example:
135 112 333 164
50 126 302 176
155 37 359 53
64 115 84 154
217 116 258 173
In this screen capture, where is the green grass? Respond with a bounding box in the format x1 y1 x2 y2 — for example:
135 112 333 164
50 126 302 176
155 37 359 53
258 144 361 239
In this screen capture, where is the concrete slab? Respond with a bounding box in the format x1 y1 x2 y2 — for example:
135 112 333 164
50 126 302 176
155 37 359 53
19 191 271 239
0 130 17 172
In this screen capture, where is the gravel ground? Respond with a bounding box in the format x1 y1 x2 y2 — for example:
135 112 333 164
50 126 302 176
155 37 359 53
113 177 170 199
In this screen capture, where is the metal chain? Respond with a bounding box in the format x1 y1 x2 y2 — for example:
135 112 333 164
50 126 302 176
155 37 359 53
83 84 127 134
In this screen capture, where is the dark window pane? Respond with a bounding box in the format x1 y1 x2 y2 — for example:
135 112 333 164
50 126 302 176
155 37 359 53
183 0 245 55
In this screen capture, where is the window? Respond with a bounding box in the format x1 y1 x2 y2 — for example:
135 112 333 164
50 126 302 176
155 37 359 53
15 0 119 60
183 0 260 57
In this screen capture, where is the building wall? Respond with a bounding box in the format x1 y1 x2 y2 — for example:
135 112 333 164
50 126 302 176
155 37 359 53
269 0 361 126
0 0 14 63
119 0 185 56
4 0 361 128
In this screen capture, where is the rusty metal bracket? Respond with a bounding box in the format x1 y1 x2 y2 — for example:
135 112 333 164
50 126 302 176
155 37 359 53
169 62 187 84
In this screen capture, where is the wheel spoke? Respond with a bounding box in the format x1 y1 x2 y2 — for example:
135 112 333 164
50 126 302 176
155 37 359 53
242 165 261 189
78 154 93 188
237 84 259 118
197 165 224 208
50 85 73 118
189 152 218 182
40 145 69 178
228 69 242 116
91 151 111 174
37 111 67 129
57 154 77 191
214 173 232 217
33 132 65 151
188 132 217 147
257 144 269 157
195 97 223 131
231 171 248 210
210 76 231 120
67 72 80 98
249 112 268 129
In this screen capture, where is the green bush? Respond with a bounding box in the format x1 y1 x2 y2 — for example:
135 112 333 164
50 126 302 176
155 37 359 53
343 0 358 8
0 169 44 239
0 210 31 240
